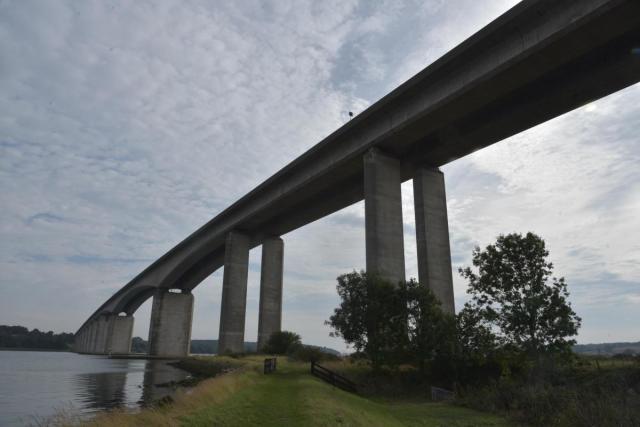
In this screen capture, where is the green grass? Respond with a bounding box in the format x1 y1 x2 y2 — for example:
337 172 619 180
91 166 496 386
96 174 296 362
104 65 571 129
178 358 512 427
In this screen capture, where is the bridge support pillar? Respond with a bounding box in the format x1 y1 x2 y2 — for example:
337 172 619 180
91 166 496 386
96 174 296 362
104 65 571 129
413 167 455 314
219 231 250 354
80 329 88 353
86 320 96 354
94 314 111 354
364 148 406 284
148 291 194 357
77 329 86 353
106 315 134 354
83 327 91 353
257 237 284 351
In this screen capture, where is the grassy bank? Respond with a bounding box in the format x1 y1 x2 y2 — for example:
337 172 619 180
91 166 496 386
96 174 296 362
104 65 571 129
85 356 511 426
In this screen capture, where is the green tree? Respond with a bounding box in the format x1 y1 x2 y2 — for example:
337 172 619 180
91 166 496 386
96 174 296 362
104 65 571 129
262 331 301 355
326 271 408 368
459 232 581 356
456 305 499 364
327 272 455 371
405 279 457 373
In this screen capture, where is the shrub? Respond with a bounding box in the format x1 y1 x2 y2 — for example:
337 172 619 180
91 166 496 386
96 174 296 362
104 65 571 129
261 331 301 355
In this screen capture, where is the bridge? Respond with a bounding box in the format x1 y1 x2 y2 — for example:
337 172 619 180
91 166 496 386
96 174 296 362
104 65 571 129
74 0 640 357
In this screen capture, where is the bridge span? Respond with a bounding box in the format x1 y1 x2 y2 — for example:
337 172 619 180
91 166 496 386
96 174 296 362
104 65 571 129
75 0 640 356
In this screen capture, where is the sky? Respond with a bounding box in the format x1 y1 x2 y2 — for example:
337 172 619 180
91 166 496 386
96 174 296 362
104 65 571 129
1 0 638 352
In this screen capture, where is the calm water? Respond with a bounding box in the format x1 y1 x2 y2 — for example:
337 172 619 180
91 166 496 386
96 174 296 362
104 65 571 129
0 350 190 426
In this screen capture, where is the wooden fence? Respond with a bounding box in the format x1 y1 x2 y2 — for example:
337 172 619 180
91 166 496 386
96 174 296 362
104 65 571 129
310 361 357 393
264 357 277 374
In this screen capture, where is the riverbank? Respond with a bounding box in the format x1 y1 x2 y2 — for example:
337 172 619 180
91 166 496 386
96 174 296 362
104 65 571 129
83 355 511 426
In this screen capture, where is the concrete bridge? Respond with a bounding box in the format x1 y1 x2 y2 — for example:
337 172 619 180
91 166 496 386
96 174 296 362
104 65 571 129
74 0 640 357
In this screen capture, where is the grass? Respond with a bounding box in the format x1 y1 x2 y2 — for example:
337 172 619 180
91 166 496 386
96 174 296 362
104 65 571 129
84 356 512 427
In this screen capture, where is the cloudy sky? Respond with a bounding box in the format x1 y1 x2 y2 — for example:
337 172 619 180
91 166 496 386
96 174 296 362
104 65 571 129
1 0 638 351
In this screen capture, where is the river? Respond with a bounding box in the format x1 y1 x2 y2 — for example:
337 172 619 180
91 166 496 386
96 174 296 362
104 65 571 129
0 350 190 426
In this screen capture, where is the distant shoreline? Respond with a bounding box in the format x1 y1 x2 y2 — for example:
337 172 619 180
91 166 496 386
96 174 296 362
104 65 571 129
0 347 71 352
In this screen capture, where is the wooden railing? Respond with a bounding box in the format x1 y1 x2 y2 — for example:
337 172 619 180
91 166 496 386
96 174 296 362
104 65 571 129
264 357 277 374
310 361 357 393
430 386 454 401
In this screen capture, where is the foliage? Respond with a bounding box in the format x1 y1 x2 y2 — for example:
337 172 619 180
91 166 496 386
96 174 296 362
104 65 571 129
288 344 340 363
456 305 500 364
130 336 148 353
262 331 302 355
458 358 640 427
326 271 408 368
0 324 74 350
326 271 455 371
459 232 581 356
84 356 511 427
405 278 457 376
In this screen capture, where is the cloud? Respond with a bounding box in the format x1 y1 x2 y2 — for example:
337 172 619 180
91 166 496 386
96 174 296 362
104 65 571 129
1 0 638 350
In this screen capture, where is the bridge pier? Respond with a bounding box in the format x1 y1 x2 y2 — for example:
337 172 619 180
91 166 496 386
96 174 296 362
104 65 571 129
257 236 284 351
413 167 455 314
94 314 111 354
84 326 91 353
218 231 250 354
364 148 406 284
80 328 88 353
78 327 88 353
148 290 194 357
106 314 134 354
87 320 97 354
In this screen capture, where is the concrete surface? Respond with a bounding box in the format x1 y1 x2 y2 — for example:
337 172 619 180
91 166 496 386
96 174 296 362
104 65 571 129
414 168 455 314
106 315 134 354
218 231 250 354
148 291 194 357
257 237 284 350
364 148 406 284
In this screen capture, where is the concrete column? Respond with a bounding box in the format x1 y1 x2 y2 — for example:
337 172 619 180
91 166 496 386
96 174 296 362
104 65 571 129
218 231 250 354
148 290 194 357
106 315 134 354
75 331 83 352
88 321 98 353
94 315 111 354
81 329 87 353
257 237 284 351
413 167 455 314
364 148 406 284
82 328 89 353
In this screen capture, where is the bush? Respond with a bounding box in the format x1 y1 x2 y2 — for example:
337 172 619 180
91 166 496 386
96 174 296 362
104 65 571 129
288 345 340 363
457 359 640 426
262 331 301 355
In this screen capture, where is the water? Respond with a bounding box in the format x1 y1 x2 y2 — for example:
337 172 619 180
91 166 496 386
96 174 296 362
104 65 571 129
0 350 190 426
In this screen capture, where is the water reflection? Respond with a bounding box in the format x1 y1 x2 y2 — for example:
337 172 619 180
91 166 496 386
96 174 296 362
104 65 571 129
141 360 189 405
74 358 190 411
76 371 128 409
0 351 191 426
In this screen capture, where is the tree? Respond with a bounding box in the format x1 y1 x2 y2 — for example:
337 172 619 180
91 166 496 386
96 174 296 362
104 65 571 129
326 271 408 368
456 305 500 364
262 331 301 355
405 279 457 373
326 272 455 371
459 232 581 356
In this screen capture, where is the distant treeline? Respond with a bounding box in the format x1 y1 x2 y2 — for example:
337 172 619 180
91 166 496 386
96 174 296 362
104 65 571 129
0 325 74 350
574 341 640 356
129 337 341 356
